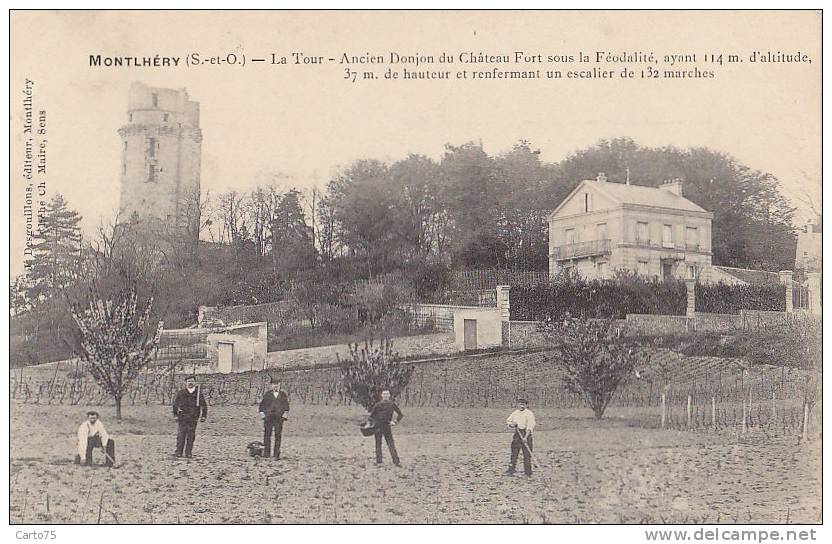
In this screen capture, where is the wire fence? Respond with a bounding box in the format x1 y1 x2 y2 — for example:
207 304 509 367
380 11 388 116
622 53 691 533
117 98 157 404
10 348 821 440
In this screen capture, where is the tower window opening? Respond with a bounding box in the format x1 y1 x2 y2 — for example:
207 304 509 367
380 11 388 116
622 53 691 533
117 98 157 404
152 93 159 107
147 164 157 183
148 137 157 158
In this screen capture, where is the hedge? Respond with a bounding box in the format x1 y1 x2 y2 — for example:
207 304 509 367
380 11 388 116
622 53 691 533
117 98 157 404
696 282 786 313
510 274 686 320
511 273 787 320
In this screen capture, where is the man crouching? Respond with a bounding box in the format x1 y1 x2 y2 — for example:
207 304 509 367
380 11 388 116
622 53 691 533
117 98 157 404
75 411 115 467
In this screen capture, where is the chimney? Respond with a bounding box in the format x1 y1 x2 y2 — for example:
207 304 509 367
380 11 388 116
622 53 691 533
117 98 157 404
596 172 607 183
660 178 683 197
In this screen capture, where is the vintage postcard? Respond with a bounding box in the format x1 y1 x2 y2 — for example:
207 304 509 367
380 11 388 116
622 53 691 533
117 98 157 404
8 9 823 534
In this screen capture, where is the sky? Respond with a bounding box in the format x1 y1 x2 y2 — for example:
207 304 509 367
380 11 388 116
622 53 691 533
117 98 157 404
9 10 822 276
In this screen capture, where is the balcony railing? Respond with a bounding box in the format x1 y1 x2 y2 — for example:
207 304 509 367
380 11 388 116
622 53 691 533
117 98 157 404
552 239 611 260
631 239 702 252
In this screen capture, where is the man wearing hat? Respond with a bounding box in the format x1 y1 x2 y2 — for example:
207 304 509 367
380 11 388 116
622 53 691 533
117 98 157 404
505 398 536 476
258 376 290 459
172 375 208 458
75 411 115 467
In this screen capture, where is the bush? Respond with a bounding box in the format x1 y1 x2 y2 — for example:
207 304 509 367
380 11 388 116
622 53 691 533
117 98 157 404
539 316 639 419
352 279 416 325
405 261 452 301
337 338 414 410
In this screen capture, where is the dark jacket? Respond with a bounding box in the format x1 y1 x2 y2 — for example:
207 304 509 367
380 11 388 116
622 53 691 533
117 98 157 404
259 390 290 418
173 387 208 421
369 399 403 426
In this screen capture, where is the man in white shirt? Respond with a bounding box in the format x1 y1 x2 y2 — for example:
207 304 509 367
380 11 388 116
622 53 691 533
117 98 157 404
505 398 535 476
75 411 115 467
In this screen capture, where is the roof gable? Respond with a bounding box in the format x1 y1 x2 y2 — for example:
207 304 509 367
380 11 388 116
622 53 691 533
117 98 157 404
547 180 621 220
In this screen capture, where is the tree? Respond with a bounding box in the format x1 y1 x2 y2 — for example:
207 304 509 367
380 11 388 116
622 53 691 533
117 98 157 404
337 338 414 410
495 141 550 270
10 276 35 316
270 188 316 275
440 142 508 267
70 287 163 419
25 193 82 303
540 316 638 419
388 154 445 263
327 160 397 276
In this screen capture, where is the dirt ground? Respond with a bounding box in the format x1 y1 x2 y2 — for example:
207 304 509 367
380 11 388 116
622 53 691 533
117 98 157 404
10 403 821 524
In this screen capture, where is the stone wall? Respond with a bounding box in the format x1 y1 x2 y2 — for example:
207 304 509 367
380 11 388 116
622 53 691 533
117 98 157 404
507 310 795 346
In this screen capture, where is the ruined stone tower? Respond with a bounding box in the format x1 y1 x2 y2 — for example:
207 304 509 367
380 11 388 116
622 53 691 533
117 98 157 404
118 82 202 239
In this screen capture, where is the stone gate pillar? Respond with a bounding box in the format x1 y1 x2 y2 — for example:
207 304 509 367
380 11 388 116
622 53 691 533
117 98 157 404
685 278 696 317
807 272 821 316
779 270 794 314
496 285 511 346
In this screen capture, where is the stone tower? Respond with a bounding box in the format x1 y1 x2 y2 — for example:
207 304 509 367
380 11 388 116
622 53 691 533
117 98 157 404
118 82 202 239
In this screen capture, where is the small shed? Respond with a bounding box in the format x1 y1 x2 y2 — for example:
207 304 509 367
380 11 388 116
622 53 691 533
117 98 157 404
207 322 268 373
453 308 503 352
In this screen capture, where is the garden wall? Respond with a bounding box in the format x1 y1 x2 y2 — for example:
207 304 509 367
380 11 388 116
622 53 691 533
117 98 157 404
406 303 485 332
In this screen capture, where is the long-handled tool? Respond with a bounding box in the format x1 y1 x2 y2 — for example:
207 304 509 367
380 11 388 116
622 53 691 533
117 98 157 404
515 429 540 469
99 447 116 467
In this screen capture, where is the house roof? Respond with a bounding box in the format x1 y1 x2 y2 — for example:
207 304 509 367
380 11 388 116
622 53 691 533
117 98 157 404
712 266 783 286
548 178 712 220
586 180 708 213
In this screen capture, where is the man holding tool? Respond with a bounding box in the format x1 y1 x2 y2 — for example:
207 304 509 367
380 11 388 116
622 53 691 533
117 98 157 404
173 375 208 458
75 411 116 467
505 397 537 477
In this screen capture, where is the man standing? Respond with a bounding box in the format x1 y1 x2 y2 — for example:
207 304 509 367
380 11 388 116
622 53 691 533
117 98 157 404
369 390 403 466
505 398 536 477
173 375 208 458
75 411 115 467
258 376 289 459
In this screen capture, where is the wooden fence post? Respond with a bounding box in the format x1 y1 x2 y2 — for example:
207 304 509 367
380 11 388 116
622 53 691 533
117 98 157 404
741 399 747 434
686 394 692 428
711 396 716 427
661 393 666 429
